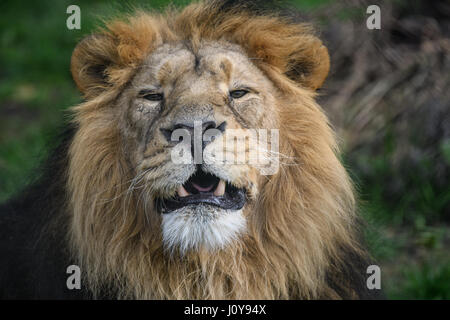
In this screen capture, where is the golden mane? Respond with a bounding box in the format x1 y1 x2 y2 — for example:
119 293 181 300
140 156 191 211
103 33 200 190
68 0 365 299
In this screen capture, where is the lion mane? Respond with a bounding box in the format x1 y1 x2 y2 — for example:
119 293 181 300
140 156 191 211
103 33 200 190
0 0 379 299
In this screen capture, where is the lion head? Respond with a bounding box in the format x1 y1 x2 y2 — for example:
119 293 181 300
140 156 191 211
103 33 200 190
68 1 364 299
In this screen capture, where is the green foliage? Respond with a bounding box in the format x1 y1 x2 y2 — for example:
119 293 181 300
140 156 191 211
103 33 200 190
441 139 450 166
388 260 450 300
349 120 450 300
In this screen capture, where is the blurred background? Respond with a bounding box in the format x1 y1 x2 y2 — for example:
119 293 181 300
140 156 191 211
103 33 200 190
0 0 448 299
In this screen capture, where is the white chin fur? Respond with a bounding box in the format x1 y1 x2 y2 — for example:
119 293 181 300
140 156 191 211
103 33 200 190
161 204 246 254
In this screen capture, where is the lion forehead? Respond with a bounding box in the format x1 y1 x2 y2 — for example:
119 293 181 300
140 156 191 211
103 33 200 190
131 41 266 91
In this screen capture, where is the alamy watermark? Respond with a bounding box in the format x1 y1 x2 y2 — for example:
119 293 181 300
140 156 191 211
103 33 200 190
366 265 381 290
169 121 280 176
65 264 381 291
366 5 381 30
66 265 81 290
66 5 81 30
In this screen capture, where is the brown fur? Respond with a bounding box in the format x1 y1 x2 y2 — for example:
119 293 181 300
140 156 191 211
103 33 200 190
68 1 365 299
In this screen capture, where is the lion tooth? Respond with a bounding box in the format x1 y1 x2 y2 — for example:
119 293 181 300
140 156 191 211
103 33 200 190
177 185 190 197
214 180 226 197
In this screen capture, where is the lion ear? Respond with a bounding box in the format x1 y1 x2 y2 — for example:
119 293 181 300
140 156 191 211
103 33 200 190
240 21 330 91
70 34 117 97
284 38 330 91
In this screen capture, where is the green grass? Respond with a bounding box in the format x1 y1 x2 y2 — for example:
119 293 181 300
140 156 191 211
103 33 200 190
387 259 450 300
1 0 449 299
352 126 450 299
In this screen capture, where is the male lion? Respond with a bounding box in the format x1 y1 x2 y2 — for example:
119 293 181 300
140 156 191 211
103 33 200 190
0 0 379 299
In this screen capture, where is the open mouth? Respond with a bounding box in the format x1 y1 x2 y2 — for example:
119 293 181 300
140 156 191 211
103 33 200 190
156 167 247 213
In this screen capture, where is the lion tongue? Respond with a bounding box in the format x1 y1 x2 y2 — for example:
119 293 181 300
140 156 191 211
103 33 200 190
189 180 225 196
178 179 225 197
191 182 214 193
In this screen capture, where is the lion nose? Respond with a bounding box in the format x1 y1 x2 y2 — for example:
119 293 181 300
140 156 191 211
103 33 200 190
160 121 226 151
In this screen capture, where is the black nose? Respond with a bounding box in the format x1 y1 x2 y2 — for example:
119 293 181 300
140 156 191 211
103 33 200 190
174 121 217 137
160 121 226 163
160 121 226 147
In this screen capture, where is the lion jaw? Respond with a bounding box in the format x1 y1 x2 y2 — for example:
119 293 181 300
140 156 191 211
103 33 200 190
161 204 246 253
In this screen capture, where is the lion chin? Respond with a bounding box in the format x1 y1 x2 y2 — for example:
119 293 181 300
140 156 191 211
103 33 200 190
156 166 248 253
161 204 246 253
0 1 382 300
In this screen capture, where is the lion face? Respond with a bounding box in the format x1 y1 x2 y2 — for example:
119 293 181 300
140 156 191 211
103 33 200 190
67 2 363 299
116 41 279 252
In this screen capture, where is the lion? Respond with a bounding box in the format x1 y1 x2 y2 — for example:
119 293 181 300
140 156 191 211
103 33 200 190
0 0 380 299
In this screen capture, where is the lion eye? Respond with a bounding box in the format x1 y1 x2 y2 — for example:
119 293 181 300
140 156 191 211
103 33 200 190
229 89 249 99
142 93 164 101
